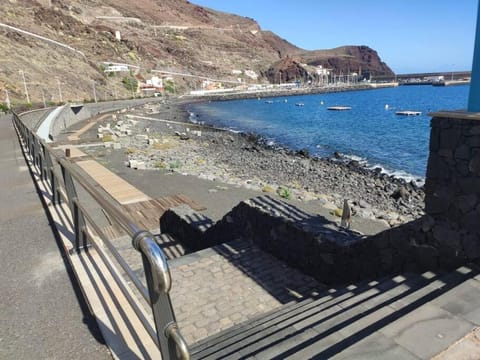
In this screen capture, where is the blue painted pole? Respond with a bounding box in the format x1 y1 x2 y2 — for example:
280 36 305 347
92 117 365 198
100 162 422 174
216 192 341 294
468 1 480 112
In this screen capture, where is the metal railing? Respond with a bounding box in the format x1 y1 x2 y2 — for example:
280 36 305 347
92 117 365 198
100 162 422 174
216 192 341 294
12 111 190 360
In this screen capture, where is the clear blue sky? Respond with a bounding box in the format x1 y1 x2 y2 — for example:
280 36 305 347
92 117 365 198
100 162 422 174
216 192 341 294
191 0 477 74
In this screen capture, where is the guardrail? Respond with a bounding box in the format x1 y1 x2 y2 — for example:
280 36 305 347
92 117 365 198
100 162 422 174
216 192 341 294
12 111 190 360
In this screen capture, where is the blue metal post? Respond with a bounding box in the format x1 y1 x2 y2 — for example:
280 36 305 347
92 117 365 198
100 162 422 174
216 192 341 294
468 1 480 111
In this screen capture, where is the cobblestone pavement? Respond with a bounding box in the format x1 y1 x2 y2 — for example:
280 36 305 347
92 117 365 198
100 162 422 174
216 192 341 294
168 239 325 344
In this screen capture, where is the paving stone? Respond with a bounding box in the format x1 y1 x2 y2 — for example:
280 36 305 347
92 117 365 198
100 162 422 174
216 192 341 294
169 239 322 344
432 279 480 325
332 332 420 360
379 304 474 359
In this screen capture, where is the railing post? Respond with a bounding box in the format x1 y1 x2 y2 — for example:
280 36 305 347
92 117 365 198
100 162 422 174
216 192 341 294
72 198 89 253
61 163 89 252
61 162 77 211
28 131 34 158
44 150 60 204
133 231 190 360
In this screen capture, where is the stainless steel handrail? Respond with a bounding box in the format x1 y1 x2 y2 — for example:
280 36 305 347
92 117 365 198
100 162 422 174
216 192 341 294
133 231 172 293
12 111 189 360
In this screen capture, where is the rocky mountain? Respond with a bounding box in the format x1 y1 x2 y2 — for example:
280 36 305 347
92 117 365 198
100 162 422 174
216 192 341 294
1 0 394 104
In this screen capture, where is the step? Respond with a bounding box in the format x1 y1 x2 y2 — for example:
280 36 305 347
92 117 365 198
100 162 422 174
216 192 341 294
167 239 325 345
191 267 480 359
189 275 409 359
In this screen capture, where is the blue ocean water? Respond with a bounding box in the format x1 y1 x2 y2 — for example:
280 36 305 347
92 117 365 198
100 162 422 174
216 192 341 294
187 85 469 180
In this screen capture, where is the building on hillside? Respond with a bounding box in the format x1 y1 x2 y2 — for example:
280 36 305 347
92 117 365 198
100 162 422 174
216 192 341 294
140 76 164 95
104 64 129 73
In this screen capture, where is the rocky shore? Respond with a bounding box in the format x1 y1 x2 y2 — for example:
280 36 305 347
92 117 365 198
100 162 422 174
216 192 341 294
85 98 425 228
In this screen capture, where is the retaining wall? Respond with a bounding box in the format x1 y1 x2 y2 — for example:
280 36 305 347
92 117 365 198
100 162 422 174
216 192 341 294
48 98 164 140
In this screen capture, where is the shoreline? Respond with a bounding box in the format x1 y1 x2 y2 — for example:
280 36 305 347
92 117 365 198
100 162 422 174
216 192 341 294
182 83 388 102
108 98 425 227
180 88 426 187
64 93 426 229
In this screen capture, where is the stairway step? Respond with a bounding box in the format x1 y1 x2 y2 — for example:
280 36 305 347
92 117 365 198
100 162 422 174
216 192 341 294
190 272 439 359
190 275 402 359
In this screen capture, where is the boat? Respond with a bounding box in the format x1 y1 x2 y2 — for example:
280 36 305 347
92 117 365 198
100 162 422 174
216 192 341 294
395 111 422 116
295 103 304 107
327 106 351 111
265 100 273 104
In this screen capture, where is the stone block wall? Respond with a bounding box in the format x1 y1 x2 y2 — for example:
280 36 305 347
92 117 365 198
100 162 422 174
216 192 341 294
160 196 435 285
424 111 480 266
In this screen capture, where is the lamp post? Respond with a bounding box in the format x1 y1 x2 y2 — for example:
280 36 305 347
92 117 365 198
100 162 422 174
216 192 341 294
41 88 46 108
5 90 10 109
92 81 97 103
19 70 30 103
56 78 63 103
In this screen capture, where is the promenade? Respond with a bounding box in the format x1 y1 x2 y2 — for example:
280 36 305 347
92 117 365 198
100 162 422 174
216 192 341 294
0 114 110 359
4 105 480 359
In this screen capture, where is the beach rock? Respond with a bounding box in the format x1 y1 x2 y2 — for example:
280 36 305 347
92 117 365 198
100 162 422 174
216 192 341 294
348 160 360 168
118 101 425 224
391 186 409 201
358 200 370 209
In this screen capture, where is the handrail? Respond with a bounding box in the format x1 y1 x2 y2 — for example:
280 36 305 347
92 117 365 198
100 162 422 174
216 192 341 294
12 110 190 360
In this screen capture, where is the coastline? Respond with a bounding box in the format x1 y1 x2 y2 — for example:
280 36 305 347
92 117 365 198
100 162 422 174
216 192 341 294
180 82 397 102
93 96 426 228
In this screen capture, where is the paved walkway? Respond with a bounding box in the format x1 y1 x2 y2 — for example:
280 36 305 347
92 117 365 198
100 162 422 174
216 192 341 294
0 115 110 359
168 240 325 344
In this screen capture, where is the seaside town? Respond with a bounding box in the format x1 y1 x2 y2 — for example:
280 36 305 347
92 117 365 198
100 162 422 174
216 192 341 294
2 1 480 359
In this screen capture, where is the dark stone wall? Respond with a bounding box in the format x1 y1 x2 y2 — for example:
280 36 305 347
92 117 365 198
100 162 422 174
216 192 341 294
423 113 480 267
161 196 434 285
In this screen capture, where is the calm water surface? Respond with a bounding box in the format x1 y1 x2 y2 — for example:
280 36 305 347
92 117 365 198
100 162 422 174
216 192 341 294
188 85 469 180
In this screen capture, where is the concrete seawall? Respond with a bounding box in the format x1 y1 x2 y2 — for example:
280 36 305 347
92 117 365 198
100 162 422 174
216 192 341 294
47 98 165 141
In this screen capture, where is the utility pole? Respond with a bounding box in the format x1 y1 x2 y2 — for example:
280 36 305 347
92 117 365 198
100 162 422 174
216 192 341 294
56 78 63 103
19 70 30 103
41 88 46 108
92 81 97 103
5 90 10 109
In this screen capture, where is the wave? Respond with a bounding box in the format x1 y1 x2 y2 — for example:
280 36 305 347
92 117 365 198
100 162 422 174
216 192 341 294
338 153 425 186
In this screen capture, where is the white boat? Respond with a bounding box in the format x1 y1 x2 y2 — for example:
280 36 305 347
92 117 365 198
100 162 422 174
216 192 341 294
327 106 351 111
395 111 421 116
295 103 304 107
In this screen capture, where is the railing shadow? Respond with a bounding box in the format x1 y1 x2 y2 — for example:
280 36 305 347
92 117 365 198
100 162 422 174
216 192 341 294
192 266 478 359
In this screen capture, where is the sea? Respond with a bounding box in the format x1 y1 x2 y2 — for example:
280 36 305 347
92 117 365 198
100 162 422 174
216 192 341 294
187 85 470 183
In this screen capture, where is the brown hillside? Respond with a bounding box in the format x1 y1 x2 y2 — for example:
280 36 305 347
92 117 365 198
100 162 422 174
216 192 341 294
0 0 394 104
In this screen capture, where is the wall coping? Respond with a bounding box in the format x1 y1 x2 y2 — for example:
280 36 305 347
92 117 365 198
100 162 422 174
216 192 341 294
429 110 480 120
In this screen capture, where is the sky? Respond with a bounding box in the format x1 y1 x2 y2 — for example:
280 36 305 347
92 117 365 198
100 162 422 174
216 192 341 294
191 0 478 74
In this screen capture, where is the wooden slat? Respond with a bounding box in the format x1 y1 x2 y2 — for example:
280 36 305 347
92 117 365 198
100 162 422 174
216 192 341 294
117 195 207 232
76 160 150 205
